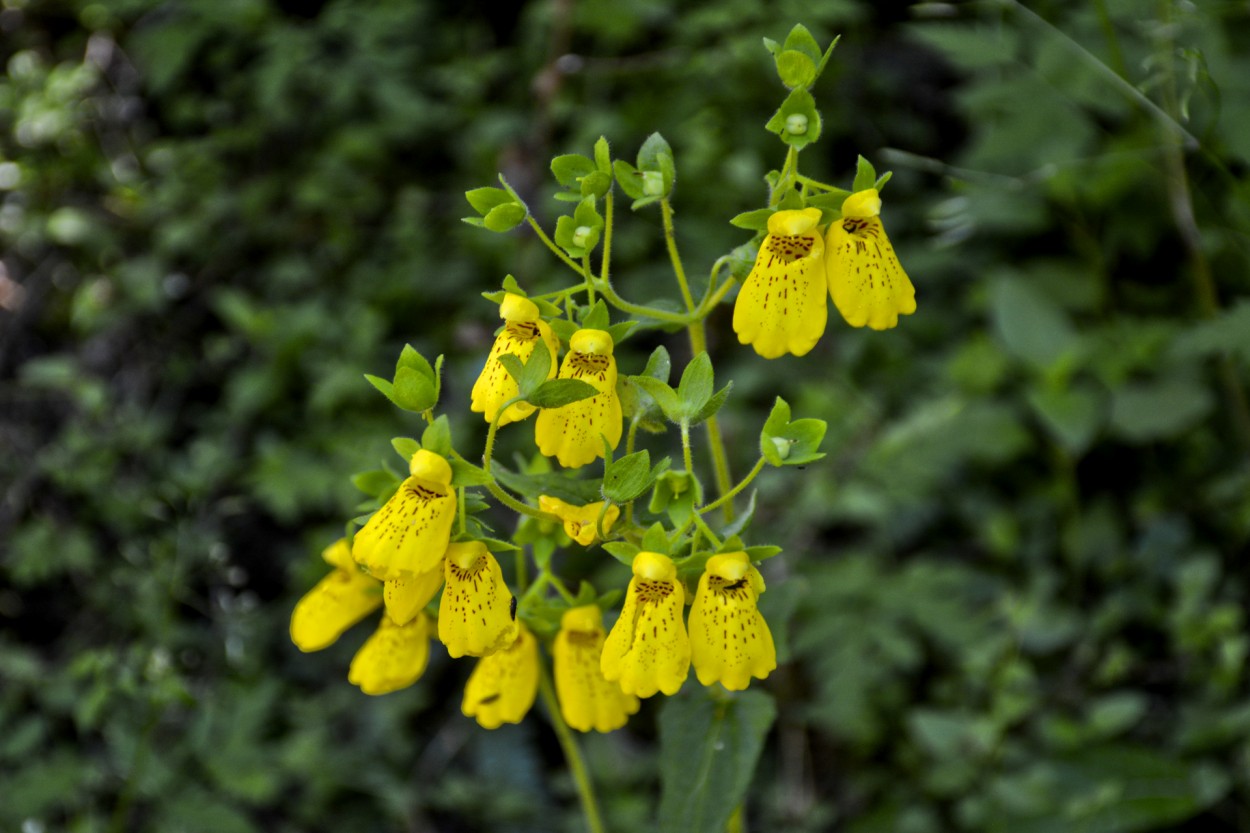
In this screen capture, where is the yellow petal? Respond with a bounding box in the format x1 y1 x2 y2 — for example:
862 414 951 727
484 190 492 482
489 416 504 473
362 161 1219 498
538 495 620 546
290 568 382 652
554 605 640 732
601 552 690 697
320 538 355 571
471 316 559 427
383 562 445 625
826 193 915 331
733 217 828 359
462 625 540 729
534 329 622 468
688 552 776 691
352 467 456 580
347 613 431 695
438 542 519 658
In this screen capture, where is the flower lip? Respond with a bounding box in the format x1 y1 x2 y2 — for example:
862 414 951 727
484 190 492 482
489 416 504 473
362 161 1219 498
633 551 676 582
766 207 822 238
448 540 487 570
706 551 750 582
499 292 540 322
409 449 452 483
569 328 613 356
841 188 882 219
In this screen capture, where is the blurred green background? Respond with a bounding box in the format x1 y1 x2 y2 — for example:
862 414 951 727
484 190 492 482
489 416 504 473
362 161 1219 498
4 0 1250 831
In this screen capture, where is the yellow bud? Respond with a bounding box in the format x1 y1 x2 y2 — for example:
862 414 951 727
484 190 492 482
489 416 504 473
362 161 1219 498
499 292 540 322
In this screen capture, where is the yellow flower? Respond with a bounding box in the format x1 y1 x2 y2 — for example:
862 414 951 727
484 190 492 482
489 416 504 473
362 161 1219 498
534 329 622 468
352 449 455 580
688 552 776 691
438 541 519 658
461 624 540 729
732 207 828 359
554 605 640 732
348 612 432 695
825 188 916 330
290 539 383 652
538 494 620 546
601 552 690 697
383 562 444 626
471 293 560 426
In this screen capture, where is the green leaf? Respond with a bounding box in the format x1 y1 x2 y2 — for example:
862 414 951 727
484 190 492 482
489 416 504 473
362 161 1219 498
613 159 646 200
351 469 401 498
603 541 640 567
421 415 452 458
760 397 827 466
1027 384 1106 456
764 88 822 149
392 366 437 412
364 373 395 402
594 136 612 172
641 522 671 555
602 449 670 504
491 463 602 505
529 378 598 409
483 202 527 232
630 375 681 422
465 186 513 214
990 279 1079 368
449 457 492 487
677 352 714 417
517 340 553 395
580 299 611 332
852 155 878 192
692 382 732 425
729 208 776 231
658 688 777 833
391 437 421 463
395 344 434 378
775 49 817 89
551 154 596 187
643 345 672 383
1110 377 1213 442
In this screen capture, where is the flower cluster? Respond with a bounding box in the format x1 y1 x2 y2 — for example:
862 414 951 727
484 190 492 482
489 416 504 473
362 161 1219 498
292 27 917 749
733 189 916 359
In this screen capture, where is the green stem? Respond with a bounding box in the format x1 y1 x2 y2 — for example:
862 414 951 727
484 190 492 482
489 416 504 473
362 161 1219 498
680 420 696 479
538 665 606 833
549 573 577 604
625 417 641 525
796 173 840 192
661 198 696 313
699 457 765 516
596 277 691 324
693 511 722 550
601 191 614 291
582 254 597 305
527 216 585 278
770 146 799 207
1152 0 1250 455
515 546 529 594
480 401 562 522
457 487 466 535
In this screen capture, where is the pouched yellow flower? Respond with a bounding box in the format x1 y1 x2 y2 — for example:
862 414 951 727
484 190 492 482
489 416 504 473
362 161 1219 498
438 541 519 658
554 605 640 732
601 552 690 697
688 552 776 691
471 293 560 426
348 612 432 695
352 450 455 580
534 329 623 468
462 624 540 729
290 539 383 652
538 494 620 546
826 188 916 330
383 562 444 626
733 207 828 359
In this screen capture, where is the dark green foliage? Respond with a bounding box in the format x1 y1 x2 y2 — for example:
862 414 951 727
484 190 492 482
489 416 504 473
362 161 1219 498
4 0 1250 832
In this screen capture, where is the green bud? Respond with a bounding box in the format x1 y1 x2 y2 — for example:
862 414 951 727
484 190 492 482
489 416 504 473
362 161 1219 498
572 225 593 248
642 170 665 197
785 114 808 135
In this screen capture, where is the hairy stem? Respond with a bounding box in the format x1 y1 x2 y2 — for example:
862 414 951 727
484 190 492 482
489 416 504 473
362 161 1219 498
538 667 606 833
